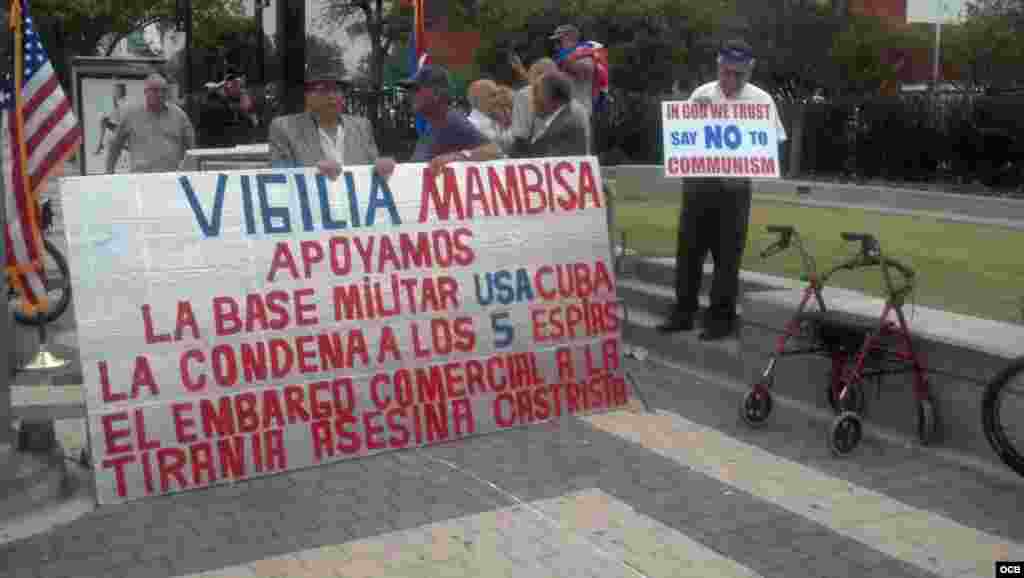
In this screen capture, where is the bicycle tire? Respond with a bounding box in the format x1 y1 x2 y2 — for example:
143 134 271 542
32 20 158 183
981 355 1024 479
11 239 72 326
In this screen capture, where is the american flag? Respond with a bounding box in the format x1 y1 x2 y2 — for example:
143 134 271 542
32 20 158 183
3 0 82 316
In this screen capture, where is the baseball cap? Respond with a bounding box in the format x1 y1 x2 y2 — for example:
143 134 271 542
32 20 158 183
549 24 579 39
398 64 451 91
719 39 754 64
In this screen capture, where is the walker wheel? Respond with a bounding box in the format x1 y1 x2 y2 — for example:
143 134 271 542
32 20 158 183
917 397 938 445
827 378 866 415
740 388 773 427
829 412 863 456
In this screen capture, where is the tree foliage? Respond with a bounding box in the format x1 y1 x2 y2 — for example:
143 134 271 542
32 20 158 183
25 0 249 90
828 15 923 97
944 2 1024 88
458 0 729 94
321 0 1024 100
31 0 249 56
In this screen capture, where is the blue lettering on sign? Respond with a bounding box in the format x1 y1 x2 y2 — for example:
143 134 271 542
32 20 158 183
365 174 401 227
723 125 742 149
474 269 536 305
179 171 403 238
670 131 699 146
320 173 354 230
704 125 744 150
181 174 227 237
257 173 290 234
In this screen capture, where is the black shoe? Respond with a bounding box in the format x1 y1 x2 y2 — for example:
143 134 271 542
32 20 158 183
657 312 695 333
699 319 736 341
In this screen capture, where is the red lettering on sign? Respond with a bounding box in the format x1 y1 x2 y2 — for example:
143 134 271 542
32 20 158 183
267 241 300 282
173 402 197 444
141 304 170 344
99 361 125 403
102 412 132 454
102 454 135 498
158 448 188 493
418 161 600 223
175 301 200 341
190 443 217 486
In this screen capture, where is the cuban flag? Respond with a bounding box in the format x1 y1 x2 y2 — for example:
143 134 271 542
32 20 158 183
409 0 430 136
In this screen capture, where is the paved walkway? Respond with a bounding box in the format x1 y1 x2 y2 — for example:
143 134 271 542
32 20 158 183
3 351 1023 578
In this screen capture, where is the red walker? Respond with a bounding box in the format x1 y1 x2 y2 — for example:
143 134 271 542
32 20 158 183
740 225 938 456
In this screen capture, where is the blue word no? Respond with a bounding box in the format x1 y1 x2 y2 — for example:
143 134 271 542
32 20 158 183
704 125 743 150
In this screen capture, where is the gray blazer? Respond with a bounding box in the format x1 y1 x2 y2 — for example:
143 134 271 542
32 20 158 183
267 112 380 168
524 101 590 158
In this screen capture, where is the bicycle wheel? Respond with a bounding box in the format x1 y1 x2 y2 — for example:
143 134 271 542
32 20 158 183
10 239 72 326
982 356 1024 479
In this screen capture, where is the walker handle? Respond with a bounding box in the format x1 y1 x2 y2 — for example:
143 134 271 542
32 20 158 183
841 232 879 260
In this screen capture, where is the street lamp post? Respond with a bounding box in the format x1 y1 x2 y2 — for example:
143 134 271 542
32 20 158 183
277 0 306 114
176 0 192 98
932 0 947 91
256 0 268 84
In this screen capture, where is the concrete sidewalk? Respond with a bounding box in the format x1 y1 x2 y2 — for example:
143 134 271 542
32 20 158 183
3 354 1021 578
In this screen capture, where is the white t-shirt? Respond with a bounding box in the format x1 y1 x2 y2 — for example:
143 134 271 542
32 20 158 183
688 81 787 142
318 123 346 165
467 109 500 142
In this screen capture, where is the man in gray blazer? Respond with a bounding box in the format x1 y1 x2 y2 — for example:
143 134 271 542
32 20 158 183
268 72 396 180
518 71 590 158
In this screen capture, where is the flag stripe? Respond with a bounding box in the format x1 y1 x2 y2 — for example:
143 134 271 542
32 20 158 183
3 217 40 309
31 125 81 191
24 71 58 119
22 60 55 96
26 93 70 152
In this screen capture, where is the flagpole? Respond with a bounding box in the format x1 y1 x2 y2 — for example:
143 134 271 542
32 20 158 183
1 2 13 444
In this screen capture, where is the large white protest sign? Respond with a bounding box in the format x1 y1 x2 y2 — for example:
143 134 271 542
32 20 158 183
661 100 780 178
60 157 627 505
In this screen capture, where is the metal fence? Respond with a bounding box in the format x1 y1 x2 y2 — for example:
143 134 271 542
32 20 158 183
822 94 1024 190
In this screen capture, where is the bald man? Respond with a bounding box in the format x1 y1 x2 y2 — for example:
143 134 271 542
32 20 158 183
466 79 499 141
106 73 196 173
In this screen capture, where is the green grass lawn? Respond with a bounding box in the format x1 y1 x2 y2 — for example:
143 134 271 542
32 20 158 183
612 190 1024 324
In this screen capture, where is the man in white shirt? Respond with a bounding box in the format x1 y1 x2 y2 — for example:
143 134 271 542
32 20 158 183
658 38 787 341
466 79 500 141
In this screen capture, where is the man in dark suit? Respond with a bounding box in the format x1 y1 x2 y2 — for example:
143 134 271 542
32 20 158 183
268 71 396 181
518 71 589 158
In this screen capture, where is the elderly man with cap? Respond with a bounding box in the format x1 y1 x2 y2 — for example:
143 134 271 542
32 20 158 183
267 71 396 181
658 38 787 341
399 64 502 174
106 72 196 174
